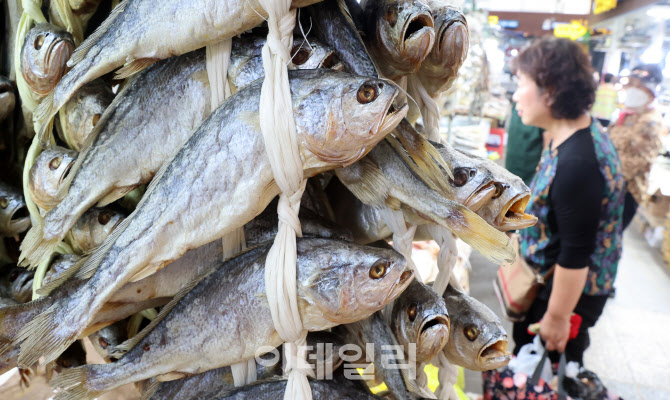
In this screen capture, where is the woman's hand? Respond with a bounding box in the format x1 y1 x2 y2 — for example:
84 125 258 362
540 311 571 352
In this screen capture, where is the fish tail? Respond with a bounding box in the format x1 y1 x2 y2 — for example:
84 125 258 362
0 307 19 355
442 203 515 264
51 365 103 400
16 302 82 367
139 380 159 400
18 218 59 269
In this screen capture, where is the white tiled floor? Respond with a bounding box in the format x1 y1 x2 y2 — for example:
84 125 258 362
464 224 670 399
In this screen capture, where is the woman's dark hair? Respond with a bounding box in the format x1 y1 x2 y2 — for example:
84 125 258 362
512 37 596 120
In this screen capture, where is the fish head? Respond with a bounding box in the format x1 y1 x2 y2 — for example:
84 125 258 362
298 238 413 327
391 279 450 363
365 0 435 78
0 76 16 122
42 254 82 288
8 267 34 303
60 79 114 151
0 182 31 237
21 23 74 97
443 286 511 371
437 144 537 231
290 38 339 70
89 322 127 362
418 4 469 95
28 146 78 211
68 207 126 254
292 70 407 171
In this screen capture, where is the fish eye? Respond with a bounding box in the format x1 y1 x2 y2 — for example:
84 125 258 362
369 260 388 279
408 304 418 322
449 167 472 187
98 212 112 225
492 183 508 199
464 325 480 341
92 113 102 127
61 359 72 368
49 157 62 170
34 34 45 50
291 46 311 66
0 197 8 209
98 337 109 349
357 82 380 104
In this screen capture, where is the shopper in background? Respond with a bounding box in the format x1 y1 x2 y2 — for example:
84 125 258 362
609 64 665 230
592 73 618 128
505 102 544 186
510 37 624 366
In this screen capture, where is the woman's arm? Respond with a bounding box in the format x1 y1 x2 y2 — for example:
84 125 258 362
541 265 589 352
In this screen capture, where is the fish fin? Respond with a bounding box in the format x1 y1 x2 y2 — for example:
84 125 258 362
155 372 188 382
439 201 515 264
15 303 78 367
36 256 89 296
33 90 57 148
51 365 102 400
67 0 129 67
127 264 162 283
19 220 62 270
96 186 137 207
386 131 453 196
106 270 210 359
114 58 158 80
139 380 159 400
335 158 390 208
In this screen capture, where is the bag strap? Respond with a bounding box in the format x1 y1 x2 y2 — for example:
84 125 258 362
557 352 567 400
529 347 568 399
529 348 549 386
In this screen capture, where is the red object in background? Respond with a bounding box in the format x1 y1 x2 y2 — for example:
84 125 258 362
568 313 582 339
527 313 583 340
486 127 506 154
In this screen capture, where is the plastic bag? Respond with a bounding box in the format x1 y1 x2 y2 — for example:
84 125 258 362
508 336 553 384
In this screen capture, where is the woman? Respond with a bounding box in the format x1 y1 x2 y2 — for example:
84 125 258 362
608 64 665 230
510 38 624 365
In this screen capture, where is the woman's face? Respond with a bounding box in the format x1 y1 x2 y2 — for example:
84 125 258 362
513 72 552 128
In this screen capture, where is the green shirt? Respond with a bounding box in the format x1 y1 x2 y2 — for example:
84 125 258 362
505 103 543 185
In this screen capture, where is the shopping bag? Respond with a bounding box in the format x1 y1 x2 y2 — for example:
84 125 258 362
482 341 568 400
493 234 555 322
508 336 553 383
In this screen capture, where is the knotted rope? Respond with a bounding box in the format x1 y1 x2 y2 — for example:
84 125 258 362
258 1 313 398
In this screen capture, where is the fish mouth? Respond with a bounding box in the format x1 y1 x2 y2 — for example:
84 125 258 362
401 12 435 66
379 102 409 136
403 12 434 43
420 314 450 336
9 205 31 235
57 158 75 187
478 337 511 367
495 194 537 230
437 18 469 65
46 38 74 78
